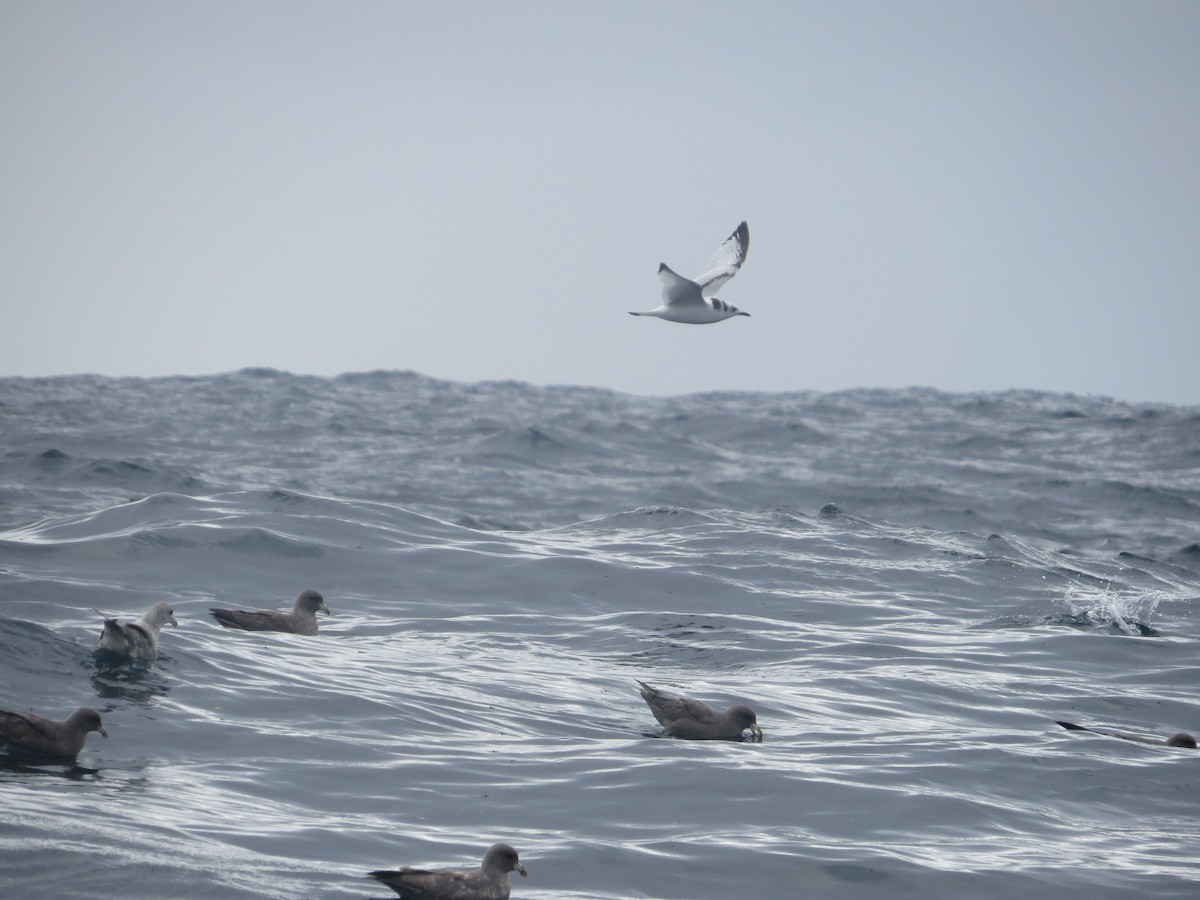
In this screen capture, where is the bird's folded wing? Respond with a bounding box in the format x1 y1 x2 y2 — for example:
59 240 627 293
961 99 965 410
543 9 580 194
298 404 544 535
0 712 49 744
677 696 719 723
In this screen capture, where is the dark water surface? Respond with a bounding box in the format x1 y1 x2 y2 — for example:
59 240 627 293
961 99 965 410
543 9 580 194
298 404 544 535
1 371 1198 898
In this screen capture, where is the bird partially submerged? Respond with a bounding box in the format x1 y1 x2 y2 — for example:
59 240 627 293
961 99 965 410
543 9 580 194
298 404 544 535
1057 720 1196 748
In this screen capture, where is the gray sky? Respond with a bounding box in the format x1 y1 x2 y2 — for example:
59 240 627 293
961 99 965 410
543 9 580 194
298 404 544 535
3 1 1198 403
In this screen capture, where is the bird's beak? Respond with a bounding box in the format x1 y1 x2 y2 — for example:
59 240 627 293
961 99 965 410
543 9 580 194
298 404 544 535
320 604 330 616
169 615 179 627
99 726 108 738
750 724 763 742
515 863 528 878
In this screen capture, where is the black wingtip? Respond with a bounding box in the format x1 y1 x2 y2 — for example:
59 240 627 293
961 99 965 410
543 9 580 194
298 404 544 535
733 221 749 258
1056 720 1086 731
657 261 668 272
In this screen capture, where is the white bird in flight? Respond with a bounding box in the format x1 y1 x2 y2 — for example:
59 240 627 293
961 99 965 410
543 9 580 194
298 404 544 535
630 221 750 324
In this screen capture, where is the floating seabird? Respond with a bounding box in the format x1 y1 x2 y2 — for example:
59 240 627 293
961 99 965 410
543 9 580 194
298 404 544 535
209 589 329 635
1056 720 1197 748
630 221 751 323
0 706 107 758
638 680 763 741
96 602 178 661
369 842 528 900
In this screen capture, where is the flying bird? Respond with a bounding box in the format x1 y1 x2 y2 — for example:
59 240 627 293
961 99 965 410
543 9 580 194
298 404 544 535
630 221 751 323
369 842 528 900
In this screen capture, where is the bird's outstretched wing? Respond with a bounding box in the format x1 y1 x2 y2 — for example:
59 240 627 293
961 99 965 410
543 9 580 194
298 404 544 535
657 263 704 307
693 221 749 296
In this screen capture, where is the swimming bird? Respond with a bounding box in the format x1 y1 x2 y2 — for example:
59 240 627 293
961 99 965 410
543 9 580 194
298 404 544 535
369 842 528 900
209 589 329 635
0 706 107 758
637 680 763 741
96 602 178 661
1056 720 1196 748
629 221 751 323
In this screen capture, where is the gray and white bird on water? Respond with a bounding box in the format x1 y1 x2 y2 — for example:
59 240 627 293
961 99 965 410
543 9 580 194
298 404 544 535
96 602 178 661
630 221 751 323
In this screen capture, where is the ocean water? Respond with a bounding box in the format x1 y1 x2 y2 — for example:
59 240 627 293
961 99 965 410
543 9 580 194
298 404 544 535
1 370 1198 899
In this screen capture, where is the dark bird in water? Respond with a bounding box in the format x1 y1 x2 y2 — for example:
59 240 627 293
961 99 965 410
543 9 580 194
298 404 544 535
0 706 107 758
209 589 329 635
96 602 178 661
638 680 763 741
369 842 528 900
1057 720 1197 748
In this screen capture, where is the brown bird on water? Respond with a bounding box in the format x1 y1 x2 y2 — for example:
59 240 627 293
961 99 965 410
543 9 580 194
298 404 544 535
0 706 107 758
209 589 329 635
638 680 763 741
369 842 528 900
